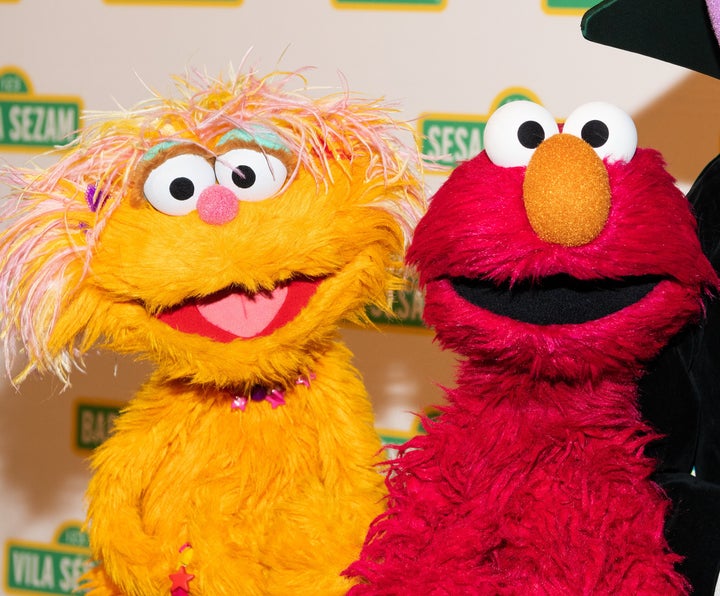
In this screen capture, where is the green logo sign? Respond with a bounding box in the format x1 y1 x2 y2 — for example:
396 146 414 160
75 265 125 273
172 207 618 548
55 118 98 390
366 289 425 329
55 527 89 550
333 0 445 8
420 88 542 169
423 116 485 169
5 524 93 595
0 68 82 150
0 71 28 93
542 0 601 13
75 401 122 451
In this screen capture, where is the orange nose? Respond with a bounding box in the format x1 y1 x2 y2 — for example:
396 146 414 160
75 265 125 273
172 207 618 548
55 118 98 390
522 134 611 247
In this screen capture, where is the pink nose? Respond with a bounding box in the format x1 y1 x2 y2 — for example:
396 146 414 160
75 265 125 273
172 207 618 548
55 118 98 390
197 185 238 225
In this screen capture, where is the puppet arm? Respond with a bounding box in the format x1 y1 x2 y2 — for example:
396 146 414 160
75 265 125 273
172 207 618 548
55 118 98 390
81 398 180 596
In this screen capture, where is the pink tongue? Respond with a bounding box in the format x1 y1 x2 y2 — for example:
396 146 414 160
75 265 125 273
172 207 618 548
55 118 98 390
197 286 288 339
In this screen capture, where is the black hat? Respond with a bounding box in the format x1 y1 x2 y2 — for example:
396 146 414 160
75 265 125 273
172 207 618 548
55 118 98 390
582 0 720 78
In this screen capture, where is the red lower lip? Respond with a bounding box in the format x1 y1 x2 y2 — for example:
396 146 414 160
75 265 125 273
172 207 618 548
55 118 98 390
156 278 321 342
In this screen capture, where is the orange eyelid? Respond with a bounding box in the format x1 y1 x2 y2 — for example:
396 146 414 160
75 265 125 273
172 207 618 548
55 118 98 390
130 144 213 208
213 138 296 173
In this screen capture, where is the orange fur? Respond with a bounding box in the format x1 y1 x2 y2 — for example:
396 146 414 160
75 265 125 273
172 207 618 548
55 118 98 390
0 69 424 595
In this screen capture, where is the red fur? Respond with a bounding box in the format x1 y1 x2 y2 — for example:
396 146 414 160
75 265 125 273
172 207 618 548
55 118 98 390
346 148 718 594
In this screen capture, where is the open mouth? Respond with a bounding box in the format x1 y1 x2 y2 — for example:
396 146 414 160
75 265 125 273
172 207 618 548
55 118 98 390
451 274 662 325
156 277 322 342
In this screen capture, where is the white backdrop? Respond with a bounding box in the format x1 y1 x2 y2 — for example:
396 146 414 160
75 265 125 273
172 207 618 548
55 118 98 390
2 1 720 594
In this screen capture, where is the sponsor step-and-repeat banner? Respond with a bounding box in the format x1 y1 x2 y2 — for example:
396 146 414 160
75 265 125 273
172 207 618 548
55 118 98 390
3 1 720 593
0 68 81 151
6 523 92 595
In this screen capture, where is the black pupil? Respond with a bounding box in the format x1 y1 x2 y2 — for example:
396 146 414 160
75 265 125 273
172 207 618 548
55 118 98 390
232 165 256 189
169 177 195 201
517 121 546 149
581 120 609 148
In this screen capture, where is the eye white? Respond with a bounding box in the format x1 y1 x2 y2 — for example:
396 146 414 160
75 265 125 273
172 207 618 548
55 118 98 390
214 148 288 202
563 101 637 164
143 153 216 216
483 100 559 167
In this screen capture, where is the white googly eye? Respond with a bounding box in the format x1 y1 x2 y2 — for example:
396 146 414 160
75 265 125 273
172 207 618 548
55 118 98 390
143 153 216 216
563 102 637 164
483 101 559 167
214 148 288 202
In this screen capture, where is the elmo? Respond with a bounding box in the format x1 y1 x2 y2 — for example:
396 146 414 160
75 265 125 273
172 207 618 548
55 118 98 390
0 70 423 595
346 100 717 594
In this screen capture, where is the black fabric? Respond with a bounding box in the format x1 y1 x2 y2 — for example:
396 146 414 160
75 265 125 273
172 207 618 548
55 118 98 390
658 473 720 595
639 326 700 474
684 155 720 482
639 155 720 593
582 0 720 79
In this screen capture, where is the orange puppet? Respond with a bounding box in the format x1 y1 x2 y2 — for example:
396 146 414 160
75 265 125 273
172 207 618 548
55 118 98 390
0 69 424 595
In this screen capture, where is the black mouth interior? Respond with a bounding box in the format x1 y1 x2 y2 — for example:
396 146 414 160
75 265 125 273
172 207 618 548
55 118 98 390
451 274 663 325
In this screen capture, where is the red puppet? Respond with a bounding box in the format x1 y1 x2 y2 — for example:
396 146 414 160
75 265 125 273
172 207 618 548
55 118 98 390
346 100 718 594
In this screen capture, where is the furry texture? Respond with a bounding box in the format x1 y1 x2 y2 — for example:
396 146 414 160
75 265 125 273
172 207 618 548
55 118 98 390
0 69 424 595
346 121 717 593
